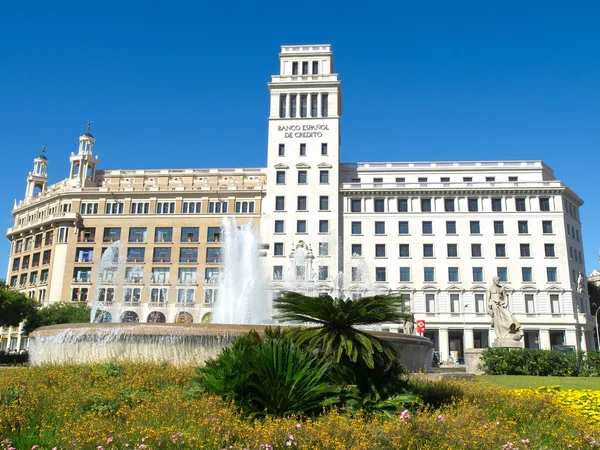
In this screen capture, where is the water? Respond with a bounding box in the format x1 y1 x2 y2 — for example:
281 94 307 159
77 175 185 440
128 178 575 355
212 218 270 324
90 241 126 323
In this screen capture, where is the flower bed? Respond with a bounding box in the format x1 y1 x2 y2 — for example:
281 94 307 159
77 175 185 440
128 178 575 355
0 364 598 449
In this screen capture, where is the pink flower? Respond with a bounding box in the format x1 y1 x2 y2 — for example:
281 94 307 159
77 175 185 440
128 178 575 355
97 446 105 450
295 423 301 429
106 437 113 444
286 442 292 447
399 409 411 423
289 435 295 440
8 447 16 450
437 414 445 423
31 446 41 450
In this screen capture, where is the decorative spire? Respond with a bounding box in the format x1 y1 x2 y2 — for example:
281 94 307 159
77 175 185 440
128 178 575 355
86 121 93 133
41 144 46 156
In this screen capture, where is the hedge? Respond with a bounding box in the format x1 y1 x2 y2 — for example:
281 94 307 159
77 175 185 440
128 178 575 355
480 348 600 376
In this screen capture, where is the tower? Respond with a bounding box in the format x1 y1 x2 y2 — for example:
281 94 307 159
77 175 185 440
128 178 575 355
262 44 343 296
69 121 99 187
25 145 49 200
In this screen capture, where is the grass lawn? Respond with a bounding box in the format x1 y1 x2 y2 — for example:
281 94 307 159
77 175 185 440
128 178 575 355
477 375 600 390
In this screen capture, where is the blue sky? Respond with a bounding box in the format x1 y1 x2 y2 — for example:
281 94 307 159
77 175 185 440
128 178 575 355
1 1 599 279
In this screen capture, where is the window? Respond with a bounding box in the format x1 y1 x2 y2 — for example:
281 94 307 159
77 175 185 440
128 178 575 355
42 250 51 265
522 267 533 282
473 267 483 282
178 268 197 284
276 171 286 184
542 221 553 234
539 197 551 211
375 244 386 258
518 221 528 234
319 220 329 233
319 196 329 211
275 196 285 211
486 177 495 182
297 220 307 233
312 61 318 74
273 266 283 281
351 199 361 212
318 266 329 281
516 198 526 211
374 199 385 212
496 244 506 257
423 244 434 258
311 94 318 117
80 202 99 215
292 61 298 75
446 221 456 234
105 202 124 214
399 267 411 282
235 201 255 213
525 294 535 314
509 176 518 182
470 221 480 234
299 143 306 156
443 243 457 258
278 144 285 156
206 227 221 243
398 221 409 234
421 198 431 212
547 267 558 282
351 267 362 282
154 227 172 243
205 268 220 283
295 170 307 184
320 170 329 183
444 198 455 212
426 293 436 313
78 228 96 243
475 293 485 313
375 222 385 234
75 248 93 263
424 267 435 282
302 61 308 74
181 227 199 243
182 201 202 213
300 94 307 117
520 244 531 257
274 220 284 233
273 243 284 256
351 221 362 234
396 177 405 183
126 247 145 263
544 244 555 257
156 202 175 214
497 267 508 282
491 198 502 212
321 143 328 155
373 178 383 184
102 227 121 243
422 221 433 235
209 201 228 213
297 196 307 211
397 199 408 212
375 267 387 282
321 94 328 117
319 242 329 256
441 177 450 183
128 227 146 243
448 267 459 282
418 177 428 183
493 221 504 234
468 199 479 212
471 244 482 257
179 248 198 263
399 244 410 257
130 202 149 214
351 244 362 256
450 293 460 312
279 94 286 118
151 268 170 284
550 294 560 313
22 255 29 269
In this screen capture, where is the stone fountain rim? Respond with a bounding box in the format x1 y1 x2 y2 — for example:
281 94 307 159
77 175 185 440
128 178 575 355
30 323 433 347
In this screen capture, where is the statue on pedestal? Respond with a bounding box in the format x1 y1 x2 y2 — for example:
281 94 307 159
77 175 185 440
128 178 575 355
487 277 523 345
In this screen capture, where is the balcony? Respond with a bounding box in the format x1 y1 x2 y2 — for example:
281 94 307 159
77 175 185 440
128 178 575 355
129 238 146 243
153 258 171 264
149 301 167 307
72 277 92 284
124 277 144 284
103 237 121 243
179 259 198 264
77 237 95 244
205 257 222 264
75 257 93 263
177 278 197 286
126 258 144 263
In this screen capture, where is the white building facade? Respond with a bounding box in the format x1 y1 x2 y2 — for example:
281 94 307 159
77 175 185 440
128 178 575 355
261 45 595 358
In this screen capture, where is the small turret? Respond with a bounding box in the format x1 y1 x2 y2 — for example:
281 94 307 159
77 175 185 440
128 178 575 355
25 145 49 200
69 121 99 187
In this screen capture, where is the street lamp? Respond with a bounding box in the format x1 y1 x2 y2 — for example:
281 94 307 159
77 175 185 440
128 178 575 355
595 306 600 352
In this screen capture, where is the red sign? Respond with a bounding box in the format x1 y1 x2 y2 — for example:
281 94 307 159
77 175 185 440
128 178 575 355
416 320 426 333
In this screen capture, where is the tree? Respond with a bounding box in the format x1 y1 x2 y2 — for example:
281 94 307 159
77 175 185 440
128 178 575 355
25 302 91 332
0 281 38 329
588 281 600 318
273 292 410 369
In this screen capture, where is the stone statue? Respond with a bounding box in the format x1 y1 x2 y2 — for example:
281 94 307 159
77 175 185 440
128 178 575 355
404 314 415 335
487 276 523 344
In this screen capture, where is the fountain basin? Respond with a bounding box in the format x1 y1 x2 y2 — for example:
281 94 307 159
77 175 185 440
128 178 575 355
29 323 433 372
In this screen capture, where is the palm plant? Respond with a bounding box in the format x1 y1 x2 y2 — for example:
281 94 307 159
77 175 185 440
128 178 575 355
273 292 411 369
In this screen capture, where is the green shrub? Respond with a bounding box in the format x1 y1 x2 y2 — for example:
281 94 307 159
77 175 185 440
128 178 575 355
192 329 340 417
480 348 600 376
408 377 464 409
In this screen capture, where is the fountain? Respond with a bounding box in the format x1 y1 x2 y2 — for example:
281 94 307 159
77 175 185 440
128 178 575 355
29 218 433 370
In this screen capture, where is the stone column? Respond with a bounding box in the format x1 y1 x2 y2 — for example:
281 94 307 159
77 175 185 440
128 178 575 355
464 328 475 350
439 328 449 362
539 328 551 350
